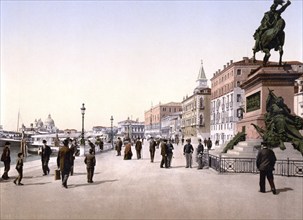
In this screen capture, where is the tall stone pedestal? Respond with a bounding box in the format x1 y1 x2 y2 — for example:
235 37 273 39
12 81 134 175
238 65 302 139
231 65 303 158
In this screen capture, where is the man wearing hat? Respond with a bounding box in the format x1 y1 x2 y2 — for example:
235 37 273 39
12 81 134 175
116 137 123 156
57 139 72 188
183 139 194 168
160 139 168 168
149 137 157 163
135 137 142 159
256 142 277 194
196 138 204 169
1 141 11 180
84 148 96 183
40 140 52 176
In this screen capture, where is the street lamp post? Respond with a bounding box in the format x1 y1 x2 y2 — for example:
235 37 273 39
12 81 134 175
110 116 114 149
80 103 86 156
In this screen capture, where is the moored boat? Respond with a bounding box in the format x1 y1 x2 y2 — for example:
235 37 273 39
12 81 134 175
28 132 81 155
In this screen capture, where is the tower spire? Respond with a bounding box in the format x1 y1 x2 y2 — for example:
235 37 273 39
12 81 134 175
194 59 208 93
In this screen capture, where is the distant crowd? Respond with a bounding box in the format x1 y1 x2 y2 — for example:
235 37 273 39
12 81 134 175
1 136 278 195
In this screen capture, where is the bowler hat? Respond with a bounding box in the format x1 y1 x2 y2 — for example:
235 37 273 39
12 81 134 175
63 139 69 146
42 140 47 144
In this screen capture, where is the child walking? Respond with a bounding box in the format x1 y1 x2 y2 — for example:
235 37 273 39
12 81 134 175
14 152 24 185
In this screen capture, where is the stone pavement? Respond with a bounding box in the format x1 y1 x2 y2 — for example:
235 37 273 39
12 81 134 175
0 142 302 220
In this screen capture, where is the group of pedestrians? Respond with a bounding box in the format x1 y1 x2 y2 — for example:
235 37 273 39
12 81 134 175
159 139 174 168
57 138 96 188
115 137 143 160
1 137 278 195
0 138 96 188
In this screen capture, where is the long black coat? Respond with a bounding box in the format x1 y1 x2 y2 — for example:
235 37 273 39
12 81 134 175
84 153 96 168
256 148 277 171
149 140 157 152
41 145 52 161
1 146 11 163
57 146 71 173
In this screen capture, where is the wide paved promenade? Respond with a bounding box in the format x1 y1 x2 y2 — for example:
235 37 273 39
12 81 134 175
1 142 302 220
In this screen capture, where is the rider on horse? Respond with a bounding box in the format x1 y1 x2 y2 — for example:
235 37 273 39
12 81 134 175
252 0 291 66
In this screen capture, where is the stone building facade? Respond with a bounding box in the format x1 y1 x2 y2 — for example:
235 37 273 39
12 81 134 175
293 64 303 117
160 112 182 140
210 57 263 145
117 118 144 140
181 61 211 140
144 102 182 138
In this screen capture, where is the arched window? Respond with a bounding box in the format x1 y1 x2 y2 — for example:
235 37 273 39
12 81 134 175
200 97 204 109
199 114 204 126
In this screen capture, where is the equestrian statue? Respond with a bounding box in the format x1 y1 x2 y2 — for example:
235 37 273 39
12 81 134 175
252 0 291 66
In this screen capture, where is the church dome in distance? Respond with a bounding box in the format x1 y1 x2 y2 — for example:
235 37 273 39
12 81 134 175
44 114 55 126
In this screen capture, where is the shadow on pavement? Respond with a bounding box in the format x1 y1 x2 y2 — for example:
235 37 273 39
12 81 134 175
71 172 101 176
69 179 118 188
170 165 186 169
276 187 293 194
22 181 52 186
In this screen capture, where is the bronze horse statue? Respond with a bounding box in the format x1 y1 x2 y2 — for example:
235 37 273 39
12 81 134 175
252 0 291 66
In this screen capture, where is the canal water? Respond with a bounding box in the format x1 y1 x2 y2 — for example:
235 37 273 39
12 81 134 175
0 141 41 167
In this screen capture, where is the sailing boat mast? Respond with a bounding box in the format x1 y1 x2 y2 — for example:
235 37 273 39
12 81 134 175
17 109 20 132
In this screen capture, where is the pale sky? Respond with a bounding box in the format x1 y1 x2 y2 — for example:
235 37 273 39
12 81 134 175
1 0 302 131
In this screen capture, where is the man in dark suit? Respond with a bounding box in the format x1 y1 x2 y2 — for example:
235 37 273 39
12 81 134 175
84 149 96 183
135 138 142 159
40 140 52 176
57 139 71 188
256 142 277 194
160 139 168 168
183 139 194 168
116 137 123 156
1 141 11 180
149 137 157 163
196 138 204 170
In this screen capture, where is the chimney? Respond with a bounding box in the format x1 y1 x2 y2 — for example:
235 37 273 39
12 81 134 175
243 57 249 63
223 65 226 69
230 60 233 64
227 62 229 66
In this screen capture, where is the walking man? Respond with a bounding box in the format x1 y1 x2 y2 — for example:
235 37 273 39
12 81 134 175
1 141 11 180
166 139 174 168
57 139 72 188
256 142 277 194
183 139 194 168
69 139 77 176
40 140 52 176
196 138 204 169
149 137 157 163
116 137 123 156
160 139 168 168
84 149 96 183
135 138 142 159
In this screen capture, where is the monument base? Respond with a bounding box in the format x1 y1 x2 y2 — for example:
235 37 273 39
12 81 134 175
217 140 302 160
238 65 302 139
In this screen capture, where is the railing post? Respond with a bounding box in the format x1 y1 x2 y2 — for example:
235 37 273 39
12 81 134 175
219 154 222 173
287 157 290 177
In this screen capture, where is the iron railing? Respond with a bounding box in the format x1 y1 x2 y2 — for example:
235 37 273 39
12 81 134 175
205 153 303 177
